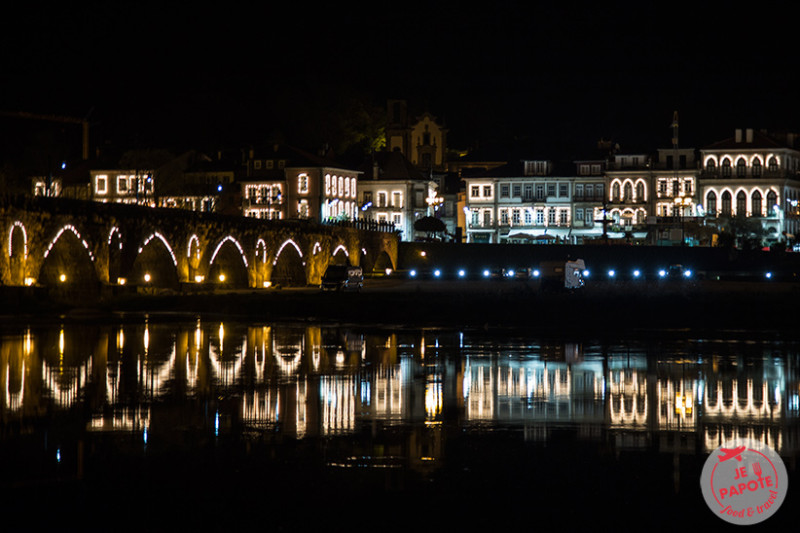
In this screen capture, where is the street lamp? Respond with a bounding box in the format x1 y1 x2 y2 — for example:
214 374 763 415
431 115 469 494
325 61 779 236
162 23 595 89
674 195 693 245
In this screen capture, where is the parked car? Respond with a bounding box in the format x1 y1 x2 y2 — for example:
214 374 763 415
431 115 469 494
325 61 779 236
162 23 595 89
321 265 363 291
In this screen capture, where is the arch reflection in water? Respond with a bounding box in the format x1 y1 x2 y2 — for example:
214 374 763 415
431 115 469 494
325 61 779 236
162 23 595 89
0 324 798 465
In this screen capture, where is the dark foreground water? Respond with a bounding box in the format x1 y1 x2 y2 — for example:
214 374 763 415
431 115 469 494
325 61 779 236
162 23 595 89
1 315 798 531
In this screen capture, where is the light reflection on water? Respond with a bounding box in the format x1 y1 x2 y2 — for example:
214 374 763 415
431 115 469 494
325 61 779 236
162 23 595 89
1 319 799 528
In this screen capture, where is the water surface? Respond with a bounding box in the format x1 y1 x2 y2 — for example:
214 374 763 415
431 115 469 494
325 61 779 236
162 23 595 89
1 317 797 531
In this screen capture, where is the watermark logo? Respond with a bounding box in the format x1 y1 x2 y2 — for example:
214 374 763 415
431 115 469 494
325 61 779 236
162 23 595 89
700 438 788 525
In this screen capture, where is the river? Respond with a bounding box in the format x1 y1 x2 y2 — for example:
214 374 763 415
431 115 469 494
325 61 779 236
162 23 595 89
0 315 797 531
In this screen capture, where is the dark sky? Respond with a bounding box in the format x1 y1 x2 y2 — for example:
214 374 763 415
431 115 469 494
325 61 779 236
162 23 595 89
3 3 799 164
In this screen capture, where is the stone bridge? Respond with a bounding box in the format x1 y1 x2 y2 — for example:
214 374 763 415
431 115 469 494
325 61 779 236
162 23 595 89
0 195 398 296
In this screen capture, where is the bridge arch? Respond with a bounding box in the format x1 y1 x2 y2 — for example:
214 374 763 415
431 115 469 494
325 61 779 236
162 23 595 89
38 224 99 296
106 226 124 284
130 232 179 288
208 236 249 287
331 244 350 265
271 239 306 286
6 221 28 285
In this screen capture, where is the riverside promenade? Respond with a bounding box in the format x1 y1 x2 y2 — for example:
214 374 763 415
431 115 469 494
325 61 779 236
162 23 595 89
7 276 799 335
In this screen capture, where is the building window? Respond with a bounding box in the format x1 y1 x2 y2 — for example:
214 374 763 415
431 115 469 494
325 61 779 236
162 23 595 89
736 191 747 216
350 178 357 198
378 192 387 207
767 191 778 213
591 164 601 174
325 174 331 195
483 185 492 197
721 159 732 177
546 184 555 197
576 208 584 222
393 213 402 226
96 175 107 195
500 210 509 225
684 180 692 196
548 208 556 225
706 159 716 173
512 209 520 225
500 184 510 197
512 184 521 197
521 184 531 200
721 191 732 215
624 183 633 202
736 158 747 178
535 184 544 200
706 191 717 215
482 210 492 226
559 183 568 197
575 184 584 199
298 173 309 194
579 165 589 175
392 191 402 207
471 185 480 198
524 209 532 225
363 191 373 205
752 159 762 178
612 183 621 201
636 182 645 202
768 157 778 172
253 160 262 170
752 190 762 216
585 184 594 199
117 176 128 194
471 210 479 225
536 209 544 225
298 200 309 218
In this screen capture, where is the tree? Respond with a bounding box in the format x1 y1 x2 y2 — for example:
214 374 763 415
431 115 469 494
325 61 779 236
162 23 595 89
414 216 446 240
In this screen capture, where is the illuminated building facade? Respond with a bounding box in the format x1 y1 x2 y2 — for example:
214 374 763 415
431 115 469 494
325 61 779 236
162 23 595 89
699 129 800 244
464 159 605 244
358 150 439 241
242 143 360 223
158 154 237 214
386 99 448 173
604 152 652 236
90 169 155 206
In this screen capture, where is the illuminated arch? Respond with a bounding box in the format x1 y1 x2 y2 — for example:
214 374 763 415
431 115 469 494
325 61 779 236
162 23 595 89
43 224 95 262
332 244 349 258
187 234 200 259
8 221 27 259
139 232 177 266
209 236 248 268
107 226 121 246
273 239 303 266
634 179 647 202
312 242 322 255
256 238 267 263
704 155 719 168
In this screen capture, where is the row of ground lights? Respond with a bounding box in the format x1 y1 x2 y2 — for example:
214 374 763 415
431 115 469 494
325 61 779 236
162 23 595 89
406 268 777 279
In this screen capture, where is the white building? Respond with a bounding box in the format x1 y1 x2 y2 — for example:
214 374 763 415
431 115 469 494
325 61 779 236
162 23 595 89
358 150 438 241
464 160 605 244
90 169 155 206
699 129 800 245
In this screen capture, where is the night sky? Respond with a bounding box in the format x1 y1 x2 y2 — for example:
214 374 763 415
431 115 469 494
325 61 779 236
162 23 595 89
3 3 799 165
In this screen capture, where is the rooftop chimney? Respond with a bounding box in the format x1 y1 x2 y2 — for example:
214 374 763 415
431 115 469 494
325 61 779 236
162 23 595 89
746 129 753 143
735 129 742 143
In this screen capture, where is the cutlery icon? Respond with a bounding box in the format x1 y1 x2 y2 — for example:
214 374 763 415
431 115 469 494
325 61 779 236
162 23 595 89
753 462 762 477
